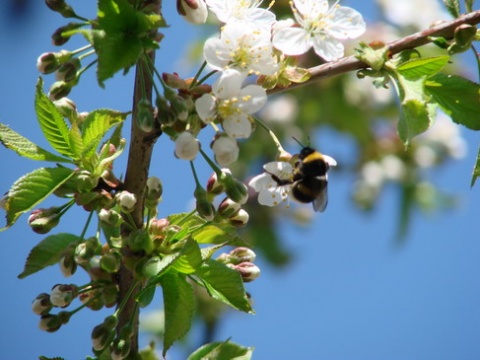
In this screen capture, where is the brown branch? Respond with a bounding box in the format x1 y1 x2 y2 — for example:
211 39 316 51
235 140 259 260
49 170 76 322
268 10 480 95
117 0 162 357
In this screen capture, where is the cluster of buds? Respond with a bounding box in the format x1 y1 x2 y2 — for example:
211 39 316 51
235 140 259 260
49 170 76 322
217 247 260 283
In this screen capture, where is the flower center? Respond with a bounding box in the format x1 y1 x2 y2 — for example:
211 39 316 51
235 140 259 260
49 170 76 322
218 98 241 119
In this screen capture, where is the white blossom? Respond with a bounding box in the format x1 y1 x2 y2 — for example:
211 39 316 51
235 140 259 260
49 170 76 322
272 0 366 61
248 161 294 207
195 69 267 138
204 20 278 75
174 131 200 160
205 0 276 28
211 134 240 166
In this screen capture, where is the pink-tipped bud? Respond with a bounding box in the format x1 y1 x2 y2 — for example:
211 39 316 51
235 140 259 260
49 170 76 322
227 262 261 282
28 207 61 234
217 197 241 218
229 247 256 264
206 171 225 196
36 52 59 74
219 170 248 204
55 58 80 82
177 0 208 25
49 80 73 101
229 208 249 228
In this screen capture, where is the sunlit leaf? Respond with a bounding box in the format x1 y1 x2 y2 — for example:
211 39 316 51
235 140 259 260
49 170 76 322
35 78 75 158
0 123 71 163
397 56 450 80
425 73 480 130
196 260 252 313
2 167 74 230
18 233 80 278
171 238 202 274
188 340 254 360
161 271 195 356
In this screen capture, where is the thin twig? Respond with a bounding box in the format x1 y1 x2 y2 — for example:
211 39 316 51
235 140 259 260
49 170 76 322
268 10 480 95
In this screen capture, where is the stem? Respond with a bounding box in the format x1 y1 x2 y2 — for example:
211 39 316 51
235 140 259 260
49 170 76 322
253 117 287 154
117 1 162 356
268 10 480 95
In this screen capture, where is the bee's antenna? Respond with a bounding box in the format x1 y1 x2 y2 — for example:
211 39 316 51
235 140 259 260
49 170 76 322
292 137 306 148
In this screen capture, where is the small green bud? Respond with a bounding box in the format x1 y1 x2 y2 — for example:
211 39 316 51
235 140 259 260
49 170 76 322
111 336 131 359
99 249 122 273
36 52 59 74
39 314 62 332
454 24 477 47
115 191 137 213
219 170 248 204
53 97 77 120
145 176 163 209
127 229 154 254
49 80 73 101
194 185 215 221
98 208 122 227
59 254 77 277
75 170 99 192
56 57 81 82
51 22 83 46
45 0 76 18
28 207 61 234
136 99 155 133
206 171 225 196
91 320 115 352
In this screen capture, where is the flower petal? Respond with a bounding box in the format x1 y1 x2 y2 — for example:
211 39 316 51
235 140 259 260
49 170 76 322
311 35 344 61
329 6 366 39
195 94 217 123
238 85 267 114
222 114 252 138
272 27 311 56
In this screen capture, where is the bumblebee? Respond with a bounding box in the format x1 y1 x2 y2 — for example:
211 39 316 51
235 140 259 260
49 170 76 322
271 144 336 212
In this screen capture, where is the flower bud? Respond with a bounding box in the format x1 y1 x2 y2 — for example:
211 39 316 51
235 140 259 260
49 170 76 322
136 99 155 133
100 249 122 273
39 314 63 332
53 97 77 120
145 176 163 209
217 197 241 218
51 22 83 46
75 169 99 192
229 208 249 228
111 336 131 360
211 133 239 166
219 170 248 204
149 218 169 237
454 24 477 47
91 315 117 351
74 237 100 264
170 95 189 121
98 208 122 227
127 229 154 254
45 0 76 18
50 284 78 307
56 57 81 82
32 293 52 315
36 52 59 74
28 207 61 234
177 0 208 24
194 185 215 221
59 254 77 277
115 191 137 213
49 80 73 101
228 262 260 282
174 131 200 160
229 247 256 264
206 171 225 196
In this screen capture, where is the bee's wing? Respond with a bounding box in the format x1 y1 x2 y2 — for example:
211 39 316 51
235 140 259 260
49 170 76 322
313 181 328 212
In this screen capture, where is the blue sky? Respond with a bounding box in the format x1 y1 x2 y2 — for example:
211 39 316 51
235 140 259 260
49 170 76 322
0 1 479 359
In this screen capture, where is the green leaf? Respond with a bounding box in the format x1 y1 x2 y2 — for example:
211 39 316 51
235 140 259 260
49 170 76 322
0 123 72 163
81 109 128 157
354 42 389 71
471 145 480 187
188 340 254 360
68 122 84 158
95 0 164 85
96 33 143 86
2 167 74 230
35 78 75 158
137 285 156 308
171 238 202 274
425 73 480 130
443 0 460 17
192 224 242 244
18 233 80 278
161 271 195 356
196 260 252 313
397 99 434 145
397 56 450 80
